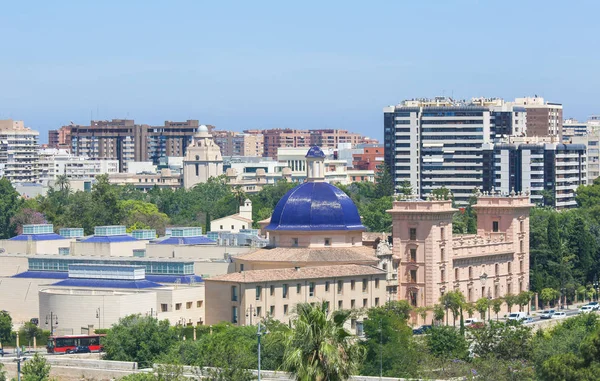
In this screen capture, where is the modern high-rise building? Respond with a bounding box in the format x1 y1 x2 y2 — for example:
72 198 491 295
562 118 589 143
483 137 587 209
68 119 205 171
383 97 526 204
0 119 40 183
513 96 563 139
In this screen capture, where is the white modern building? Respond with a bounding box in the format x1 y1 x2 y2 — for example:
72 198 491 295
0 119 40 183
38 148 119 183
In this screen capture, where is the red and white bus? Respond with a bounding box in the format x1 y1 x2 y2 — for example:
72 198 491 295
46 334 105 354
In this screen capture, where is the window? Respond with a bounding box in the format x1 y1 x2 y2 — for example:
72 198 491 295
256 307 262 317
175 303 182 311
231 286 238 302
283 284 288 298
186 302 192 309
468 266 473 279
324 238 331 246
410 270 417 283
256 286 262 300
283 304 288 315
309 282 316 297
195 164 199 176
338 300 343 309
409 228 417 240
495 263 499 275
441 269 445 282
270 305 275 316
351 280 356 290
410 248 416 262
324 301 330 313
325 281 330 292
297 283 301 294
270 285 275 296
362 279 368 292
440 227 445 239
197 300 203 308
363 298 368 307
337 280 343 294
375 278 380 289
441 248 445 261
520 240 524 253
231 225 234 230
520 260 523 273
508 262 512 273
292 238 299 247
493 221 499 232
240 264 244 272
520 220 524 232
468 288 472 302
455 268 459 280
220 225 223 229
161 304 168 312
375 297 380 306
232 307 238 324
351 299 356 309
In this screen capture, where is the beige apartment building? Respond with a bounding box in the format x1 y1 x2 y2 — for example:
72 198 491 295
205 265 386 327
389 191 532 323
513 96 563 138
213 130 264 157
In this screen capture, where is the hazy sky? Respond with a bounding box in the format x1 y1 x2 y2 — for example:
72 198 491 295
1 0 598 142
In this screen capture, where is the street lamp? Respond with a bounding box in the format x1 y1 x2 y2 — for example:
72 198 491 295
257 321 266 381
246 305 257 326
479 273 489 321
45 312 58 336
96 308 101 329
14 347 28 381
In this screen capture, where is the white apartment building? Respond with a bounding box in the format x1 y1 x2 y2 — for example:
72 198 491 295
0 120 40 183
38 148 119 183
383 97 526 204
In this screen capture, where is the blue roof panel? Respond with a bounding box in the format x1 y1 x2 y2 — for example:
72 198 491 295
266 182 365 231
81 235 138 243
51 279 161 289
154 236 215 245
12 271 69 279
10 233 69 241
305 146 326 158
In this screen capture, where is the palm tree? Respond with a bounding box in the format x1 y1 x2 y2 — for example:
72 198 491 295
279 302 365 381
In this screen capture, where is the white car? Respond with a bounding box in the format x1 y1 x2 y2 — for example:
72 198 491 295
507 312 528 321
579 306 594 314
553 311 567 318
464 318 480 326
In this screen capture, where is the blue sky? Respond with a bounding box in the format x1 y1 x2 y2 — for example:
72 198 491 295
1 0 598 142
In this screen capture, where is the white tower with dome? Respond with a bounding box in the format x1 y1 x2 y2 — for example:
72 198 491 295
183 125 223 189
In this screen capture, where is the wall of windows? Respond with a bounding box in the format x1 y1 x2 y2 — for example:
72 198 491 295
28 258 194 275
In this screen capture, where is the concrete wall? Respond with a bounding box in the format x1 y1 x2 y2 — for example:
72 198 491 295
155 285 205 325
0 238 73 255
210 216 251 233
39 288 157 334
269 231 363 248
0 255 28 276
70 241 148 257
0 278 53 323
145 243 251 260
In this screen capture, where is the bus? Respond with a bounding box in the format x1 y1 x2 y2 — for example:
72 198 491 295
46 334 105 354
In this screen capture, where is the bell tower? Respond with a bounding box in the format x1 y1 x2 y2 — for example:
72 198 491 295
183 125 223 189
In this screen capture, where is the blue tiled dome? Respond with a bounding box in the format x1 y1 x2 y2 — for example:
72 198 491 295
305 146 326 158
266 182 365 231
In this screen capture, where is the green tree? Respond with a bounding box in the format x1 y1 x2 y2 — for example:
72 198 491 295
504 293 517 313
492 298 503 321
103 315 178 368
517 291 534 313
547 213 561 256
119 200 170 235
374 163 394 198
279 302 365 381
21 353 51 381
397 180 412 196
91 174 123 227
19 322 42 347
475 298 490 321
426 326 469 360
0 178 22 238
0 362 6 381
469 321 533 361
0 311 12 345
540 288 558 308
432 304 445 326
360 302 418 378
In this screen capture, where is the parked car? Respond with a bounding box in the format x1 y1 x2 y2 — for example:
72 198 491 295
587 302 599 311
523 317 535 324
464 318 480 326
553 311 567 318
507 312 528 322
579 306 595 314
539 310 556 319
412 325 433 335
66 346 91 354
